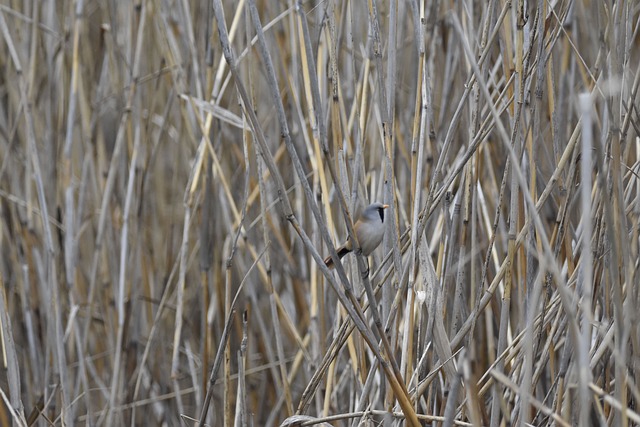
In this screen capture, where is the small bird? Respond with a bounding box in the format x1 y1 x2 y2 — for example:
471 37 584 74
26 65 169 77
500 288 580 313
324 202 389 268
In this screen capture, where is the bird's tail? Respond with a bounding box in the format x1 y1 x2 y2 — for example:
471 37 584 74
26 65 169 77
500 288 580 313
323 245 351 269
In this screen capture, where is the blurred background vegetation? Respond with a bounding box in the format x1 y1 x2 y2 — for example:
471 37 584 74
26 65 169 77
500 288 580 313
0 0 639 425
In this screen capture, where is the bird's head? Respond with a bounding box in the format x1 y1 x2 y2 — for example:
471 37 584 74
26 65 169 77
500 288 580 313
362 202 389 223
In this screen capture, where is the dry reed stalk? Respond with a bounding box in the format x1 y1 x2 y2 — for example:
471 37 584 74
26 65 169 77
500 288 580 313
1 0 639 426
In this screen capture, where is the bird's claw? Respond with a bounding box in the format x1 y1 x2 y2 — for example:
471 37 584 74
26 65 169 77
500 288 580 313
360 258 370 278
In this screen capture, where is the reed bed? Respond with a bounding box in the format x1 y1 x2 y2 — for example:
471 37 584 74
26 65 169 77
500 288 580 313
0 0 639 426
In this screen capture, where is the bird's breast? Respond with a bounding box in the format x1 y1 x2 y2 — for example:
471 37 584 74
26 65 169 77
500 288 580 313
356 220 385 256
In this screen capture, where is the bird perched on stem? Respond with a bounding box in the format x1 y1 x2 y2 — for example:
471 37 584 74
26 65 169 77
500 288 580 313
324 202 389 268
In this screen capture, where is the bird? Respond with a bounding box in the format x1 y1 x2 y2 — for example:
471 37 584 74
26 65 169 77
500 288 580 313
324 202 389 268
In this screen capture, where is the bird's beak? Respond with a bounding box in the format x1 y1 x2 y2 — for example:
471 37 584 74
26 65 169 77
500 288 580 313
382 204 389 209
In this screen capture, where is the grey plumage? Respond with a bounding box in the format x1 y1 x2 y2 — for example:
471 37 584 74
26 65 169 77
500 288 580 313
324 202 389 268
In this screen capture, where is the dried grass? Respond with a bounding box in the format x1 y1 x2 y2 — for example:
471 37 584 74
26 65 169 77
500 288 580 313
0 0 639 426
